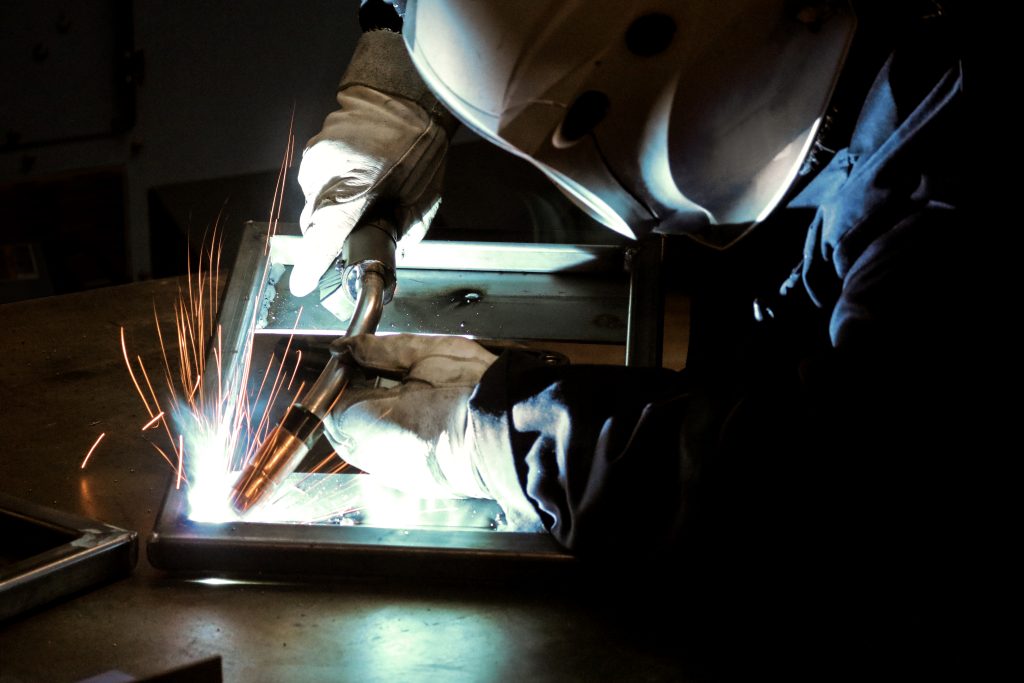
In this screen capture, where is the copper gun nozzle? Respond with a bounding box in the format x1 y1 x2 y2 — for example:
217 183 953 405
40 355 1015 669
228 421 313 514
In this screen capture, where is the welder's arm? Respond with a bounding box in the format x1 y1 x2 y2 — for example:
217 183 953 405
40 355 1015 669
322 333 708 549
291 30 458 296
472 352 709 557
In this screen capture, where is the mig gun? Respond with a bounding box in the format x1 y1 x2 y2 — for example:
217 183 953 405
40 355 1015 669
228 210 398 515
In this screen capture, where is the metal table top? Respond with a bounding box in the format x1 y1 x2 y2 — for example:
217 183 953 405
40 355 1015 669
0 279 692 682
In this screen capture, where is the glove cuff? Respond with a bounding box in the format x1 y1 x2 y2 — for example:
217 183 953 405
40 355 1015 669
467 408 546 533
467 354 548 533
340 30 459 138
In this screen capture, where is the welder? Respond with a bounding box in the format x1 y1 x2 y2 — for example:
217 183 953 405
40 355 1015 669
289 0 966 673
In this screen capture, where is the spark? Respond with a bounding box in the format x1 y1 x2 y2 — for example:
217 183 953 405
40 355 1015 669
287 350 303 391
81 433 106 469
120 328 154 419
142 412 165 430
112 121 320 523
325 378 351 414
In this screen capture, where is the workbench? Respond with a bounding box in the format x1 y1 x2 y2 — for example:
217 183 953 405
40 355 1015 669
0 279 692 682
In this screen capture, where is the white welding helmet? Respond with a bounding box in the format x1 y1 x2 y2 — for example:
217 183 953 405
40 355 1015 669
403 0 855 244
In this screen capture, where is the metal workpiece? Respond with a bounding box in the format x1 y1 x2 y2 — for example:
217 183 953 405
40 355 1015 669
267 268 631 342
0 493 137 622
151 474 572 582
261 225 633 342
270 235 627 274
154 221 651 579
625 234 666 368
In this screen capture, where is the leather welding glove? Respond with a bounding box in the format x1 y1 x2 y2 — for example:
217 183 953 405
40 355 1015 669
291 30 458 297
322 334 545 531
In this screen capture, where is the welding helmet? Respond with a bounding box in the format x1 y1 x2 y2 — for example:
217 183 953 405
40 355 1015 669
403 0 855 244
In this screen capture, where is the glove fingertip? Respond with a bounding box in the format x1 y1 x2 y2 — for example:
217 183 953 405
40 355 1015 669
289 262 321 297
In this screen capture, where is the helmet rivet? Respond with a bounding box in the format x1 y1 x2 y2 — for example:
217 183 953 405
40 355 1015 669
625 13 676 56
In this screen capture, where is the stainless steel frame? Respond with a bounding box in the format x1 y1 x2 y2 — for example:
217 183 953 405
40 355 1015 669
1 493 137 621
148 482 573 581
147 222 663 580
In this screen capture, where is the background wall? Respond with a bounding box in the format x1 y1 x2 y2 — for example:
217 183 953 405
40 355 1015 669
0 0 363 300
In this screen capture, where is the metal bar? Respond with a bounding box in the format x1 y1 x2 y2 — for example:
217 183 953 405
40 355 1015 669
0 493 137 622
625 235 665 368
270 233 624 274
148 483 573 582
260 269 630 342
203 222 273 404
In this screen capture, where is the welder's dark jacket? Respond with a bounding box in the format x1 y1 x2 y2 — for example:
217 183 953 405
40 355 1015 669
471 26 967 586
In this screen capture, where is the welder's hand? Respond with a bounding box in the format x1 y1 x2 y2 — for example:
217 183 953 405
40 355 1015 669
322 334 497 499
291 85 448 297
290 30 457 297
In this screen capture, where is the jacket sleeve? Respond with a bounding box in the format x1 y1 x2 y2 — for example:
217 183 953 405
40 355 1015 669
469 354 715 558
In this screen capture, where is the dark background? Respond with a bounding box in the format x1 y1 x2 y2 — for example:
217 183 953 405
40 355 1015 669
0 0 612 305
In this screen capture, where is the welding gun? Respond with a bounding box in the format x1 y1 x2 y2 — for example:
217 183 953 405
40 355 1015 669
228 211 398 514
